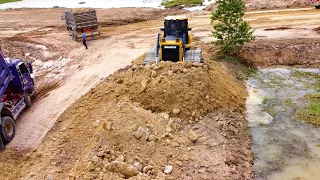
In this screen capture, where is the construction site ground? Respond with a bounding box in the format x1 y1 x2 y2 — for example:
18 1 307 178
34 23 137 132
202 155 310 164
0 6 319 180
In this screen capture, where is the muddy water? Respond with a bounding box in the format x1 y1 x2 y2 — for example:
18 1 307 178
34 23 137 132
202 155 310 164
246 68 320 180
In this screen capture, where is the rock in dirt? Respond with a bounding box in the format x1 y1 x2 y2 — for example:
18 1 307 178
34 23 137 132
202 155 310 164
133 162 143 172
116 79 124 84
148 135 158 141
91 155 99 163
134 127 150 141
193 62 203 67
183 69 188 73
151 70 157 78
142 165 154 173
172 108 180 115
167 70 174 76
140 80 149 93
188 130 198 142
105 161 139 178
160 112 170 120
175 161 183 167
147 141 156 154
154 65 162 70
164 165 174 174
115 154 125 162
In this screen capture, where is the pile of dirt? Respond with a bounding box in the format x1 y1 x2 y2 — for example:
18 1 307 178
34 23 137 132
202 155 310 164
98 8 187 27
241 39 320 68
3 60 251 179
105 61 246 120
204 0 309 11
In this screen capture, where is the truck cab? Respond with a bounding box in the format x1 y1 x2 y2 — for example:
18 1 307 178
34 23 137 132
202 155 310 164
0 52 35 150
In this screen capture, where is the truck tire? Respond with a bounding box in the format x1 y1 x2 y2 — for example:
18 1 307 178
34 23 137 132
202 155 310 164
0 116 15 143
25 92 32 108
316 6 320 9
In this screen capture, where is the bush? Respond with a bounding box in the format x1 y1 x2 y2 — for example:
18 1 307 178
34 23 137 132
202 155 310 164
211 0 255 55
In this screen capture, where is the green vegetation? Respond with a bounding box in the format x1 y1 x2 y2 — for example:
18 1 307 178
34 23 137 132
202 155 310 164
297 93 320 126
216 55 257 80
262 97 268 104
211 0 255 55
316 144 320 148
292 70 320 79
0 0 20 4
161 0 203 8
285 98 293 107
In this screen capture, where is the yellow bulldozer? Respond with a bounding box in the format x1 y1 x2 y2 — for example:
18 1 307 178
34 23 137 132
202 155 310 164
143 16 202 64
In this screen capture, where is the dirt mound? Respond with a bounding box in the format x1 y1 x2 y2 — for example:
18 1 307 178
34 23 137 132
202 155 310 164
3 59 251 179
204 0 309 11
98 8 186 27
104 61 246 120
241 39 320 68
245 0 308 10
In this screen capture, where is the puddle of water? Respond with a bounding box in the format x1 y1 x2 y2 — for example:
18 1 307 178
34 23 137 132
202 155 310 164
246 68 320 180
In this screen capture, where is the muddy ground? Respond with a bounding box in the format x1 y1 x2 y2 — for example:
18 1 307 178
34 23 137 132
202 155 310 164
0 6 319 180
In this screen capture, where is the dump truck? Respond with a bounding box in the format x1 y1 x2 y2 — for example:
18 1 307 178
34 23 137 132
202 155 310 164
0 50 36 150
143 16 202 64
308 0 320 8
61 9 100 41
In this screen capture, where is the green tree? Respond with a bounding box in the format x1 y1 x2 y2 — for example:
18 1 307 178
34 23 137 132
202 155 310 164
211 0 255 55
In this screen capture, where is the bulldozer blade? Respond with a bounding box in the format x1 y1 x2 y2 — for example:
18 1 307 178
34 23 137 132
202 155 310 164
143 45 157 65
185 48 202 63
143 46 202 64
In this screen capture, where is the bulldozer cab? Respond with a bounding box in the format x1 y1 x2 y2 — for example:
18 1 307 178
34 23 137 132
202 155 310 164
162 16 190 44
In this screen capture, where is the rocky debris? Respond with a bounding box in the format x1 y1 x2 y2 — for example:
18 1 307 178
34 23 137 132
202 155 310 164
115 155 125 162
188 130 198 142
91 155 99 163
140 80 149 93
183 68 188 73
160 112 170 121
151 70 157 78
175 161 183 167
134 127 150 141
154 65 162 70
146 141 156 154
148 135 158 142
164 165 174 174
142 165 154 174
133 162 143 172
116 79 124 84
105 161 139 178
193 62 203 67
167 70 173 76
102 122 113 131
172 108 180 115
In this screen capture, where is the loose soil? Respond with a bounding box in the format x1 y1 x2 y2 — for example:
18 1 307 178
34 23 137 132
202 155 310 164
0 6 319 180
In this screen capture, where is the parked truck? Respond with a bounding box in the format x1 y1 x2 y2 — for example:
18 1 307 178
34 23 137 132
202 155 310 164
0 50 35 150
61 9 100 41
308 0 320 8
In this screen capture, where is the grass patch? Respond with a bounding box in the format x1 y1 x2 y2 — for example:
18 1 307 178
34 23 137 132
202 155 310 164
161 0 204 8
216 55 257 81
292 70 320 79
0 0 20 4
316 144 320 148
262 97 268 104
297 93 320 126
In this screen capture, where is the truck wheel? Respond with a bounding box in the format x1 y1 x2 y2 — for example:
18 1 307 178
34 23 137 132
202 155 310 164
316 6 320 9
25 92 32 108
1 117 15 143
